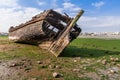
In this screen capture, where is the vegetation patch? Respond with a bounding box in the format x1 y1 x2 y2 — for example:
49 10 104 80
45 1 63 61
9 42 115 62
0 36 120 80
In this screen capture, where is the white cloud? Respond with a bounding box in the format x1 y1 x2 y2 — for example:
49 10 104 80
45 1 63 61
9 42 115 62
0 0 19 7
71 7 81 11
63 2 74 9
61 2 81 16
62 2 81 11
37 0 58 7
37 0 46 6
52 2 81 17
54 8 63 13
78 16 120 32
0 0 42 32
92 1 105 8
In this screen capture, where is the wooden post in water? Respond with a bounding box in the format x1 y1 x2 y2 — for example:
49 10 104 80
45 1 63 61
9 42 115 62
49 10 84 57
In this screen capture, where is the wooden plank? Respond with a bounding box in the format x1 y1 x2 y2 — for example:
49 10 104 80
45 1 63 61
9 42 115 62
49 10 84 57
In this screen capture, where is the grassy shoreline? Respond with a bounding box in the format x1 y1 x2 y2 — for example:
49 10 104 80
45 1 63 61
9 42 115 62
0 36 120 80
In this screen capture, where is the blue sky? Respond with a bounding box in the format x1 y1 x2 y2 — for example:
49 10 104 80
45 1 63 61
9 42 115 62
0 0 120 32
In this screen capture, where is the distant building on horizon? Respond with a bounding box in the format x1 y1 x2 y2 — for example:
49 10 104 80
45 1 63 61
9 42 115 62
80 32 120 36
0 32 8 36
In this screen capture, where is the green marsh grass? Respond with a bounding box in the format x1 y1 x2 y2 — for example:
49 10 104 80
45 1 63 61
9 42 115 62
0 36 120 79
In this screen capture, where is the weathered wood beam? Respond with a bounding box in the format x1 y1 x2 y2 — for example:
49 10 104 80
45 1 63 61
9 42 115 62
49 10 84 57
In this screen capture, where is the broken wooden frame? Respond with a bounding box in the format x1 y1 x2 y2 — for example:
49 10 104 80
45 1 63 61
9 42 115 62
9 9 84 57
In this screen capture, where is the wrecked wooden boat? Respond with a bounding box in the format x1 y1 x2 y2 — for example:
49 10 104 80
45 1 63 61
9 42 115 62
9 9 84 57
